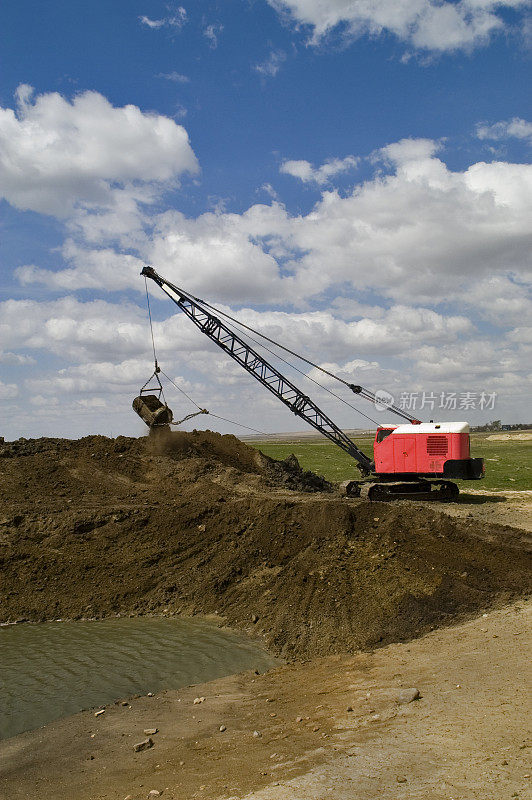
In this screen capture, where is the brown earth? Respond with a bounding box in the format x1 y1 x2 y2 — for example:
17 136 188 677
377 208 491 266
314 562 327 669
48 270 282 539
1 431 530 660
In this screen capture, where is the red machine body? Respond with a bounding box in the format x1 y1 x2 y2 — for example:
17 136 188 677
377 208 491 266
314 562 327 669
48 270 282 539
374 421 484 479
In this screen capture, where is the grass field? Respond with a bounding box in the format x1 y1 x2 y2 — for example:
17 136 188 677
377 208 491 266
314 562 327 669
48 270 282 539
249 433 532 491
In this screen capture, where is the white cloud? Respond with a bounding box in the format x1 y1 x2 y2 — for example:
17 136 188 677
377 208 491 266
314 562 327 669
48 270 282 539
0 381 18 400
0 85 199 216
280 155 359 185
239 305 472 355
477 117 532 144
507 326 532 344
464 275 532 326
412 339 524 384
378 137 441 164
0 291 472 372
0 297 150 363
16 244 145 292
254 50 287 77
0 351 35 365
268 0 529 52
139 6 187 30
156 71 190 83
259 183 280 201
203 22 224 48
27 358 159 396
4 122 532 432
18 138 532 312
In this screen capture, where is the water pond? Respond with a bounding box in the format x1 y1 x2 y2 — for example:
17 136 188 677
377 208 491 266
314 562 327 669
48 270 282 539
0 616 278 739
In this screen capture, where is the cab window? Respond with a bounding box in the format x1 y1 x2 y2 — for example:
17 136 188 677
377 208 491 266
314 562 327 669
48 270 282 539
376 429 393 443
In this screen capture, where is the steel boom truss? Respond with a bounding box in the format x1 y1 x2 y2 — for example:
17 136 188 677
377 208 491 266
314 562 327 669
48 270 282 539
141 266 374 474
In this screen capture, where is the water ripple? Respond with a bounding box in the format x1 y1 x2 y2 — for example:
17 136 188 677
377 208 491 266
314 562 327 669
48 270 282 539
0 617 277 739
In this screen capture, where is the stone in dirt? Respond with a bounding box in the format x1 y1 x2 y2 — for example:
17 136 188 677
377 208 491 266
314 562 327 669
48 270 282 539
133 738 153 752
397 688 421 704
143 728 158 735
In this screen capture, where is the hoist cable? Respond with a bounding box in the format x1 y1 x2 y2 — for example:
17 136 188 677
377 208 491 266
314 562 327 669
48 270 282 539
214 312 380 427
144 267 417 424
144 276 158 367
188 292 352 389
144 276 376 431
160 370 268 435
208 413 268 435
144 284 267 434
160 370 203 411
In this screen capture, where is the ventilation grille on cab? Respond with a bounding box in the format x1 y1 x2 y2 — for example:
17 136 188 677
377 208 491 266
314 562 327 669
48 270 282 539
426 435 448 455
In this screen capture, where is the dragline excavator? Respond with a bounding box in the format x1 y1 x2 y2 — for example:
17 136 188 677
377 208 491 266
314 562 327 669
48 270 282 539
133 266 484 501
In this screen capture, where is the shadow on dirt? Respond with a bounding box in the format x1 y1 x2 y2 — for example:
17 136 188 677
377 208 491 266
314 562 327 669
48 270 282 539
451 493 508 505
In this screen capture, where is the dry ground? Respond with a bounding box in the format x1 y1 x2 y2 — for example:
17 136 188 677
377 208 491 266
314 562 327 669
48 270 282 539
427 488 532 533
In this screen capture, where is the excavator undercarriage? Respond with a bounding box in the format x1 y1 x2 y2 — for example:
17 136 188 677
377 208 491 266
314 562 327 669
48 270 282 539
341 479 460 501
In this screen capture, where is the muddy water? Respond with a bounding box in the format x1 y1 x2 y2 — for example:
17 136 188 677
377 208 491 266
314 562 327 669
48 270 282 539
0 617 278 739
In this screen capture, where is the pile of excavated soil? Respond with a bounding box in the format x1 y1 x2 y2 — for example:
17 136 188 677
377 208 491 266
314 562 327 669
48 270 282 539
1 432 530 659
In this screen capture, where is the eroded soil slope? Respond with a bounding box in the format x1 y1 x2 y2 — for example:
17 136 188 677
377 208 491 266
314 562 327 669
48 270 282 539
1 432 530 658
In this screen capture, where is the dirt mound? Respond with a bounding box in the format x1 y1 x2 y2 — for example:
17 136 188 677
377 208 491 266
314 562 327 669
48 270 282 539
1 433 530 659
149 429 332 492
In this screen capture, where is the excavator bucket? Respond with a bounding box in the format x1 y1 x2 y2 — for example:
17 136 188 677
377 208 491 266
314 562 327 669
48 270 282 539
132 394 173 428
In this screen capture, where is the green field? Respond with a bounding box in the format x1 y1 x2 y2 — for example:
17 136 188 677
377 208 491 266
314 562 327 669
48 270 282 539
249 433 532 491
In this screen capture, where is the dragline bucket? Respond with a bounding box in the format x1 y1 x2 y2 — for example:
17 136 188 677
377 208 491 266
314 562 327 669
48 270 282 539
132 395 173 428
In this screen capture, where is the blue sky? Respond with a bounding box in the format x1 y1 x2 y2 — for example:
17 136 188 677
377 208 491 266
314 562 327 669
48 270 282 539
0 0 531 439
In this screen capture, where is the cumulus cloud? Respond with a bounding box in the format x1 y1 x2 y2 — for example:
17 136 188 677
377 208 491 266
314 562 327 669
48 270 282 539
268 0 529 52
463 275 532 326
15 245 145 292
0 85 199 216
0 297 150 363
0 291 472 373
477 117 532 144
4 115 532 430
280 155 359 185
18 138 532 311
